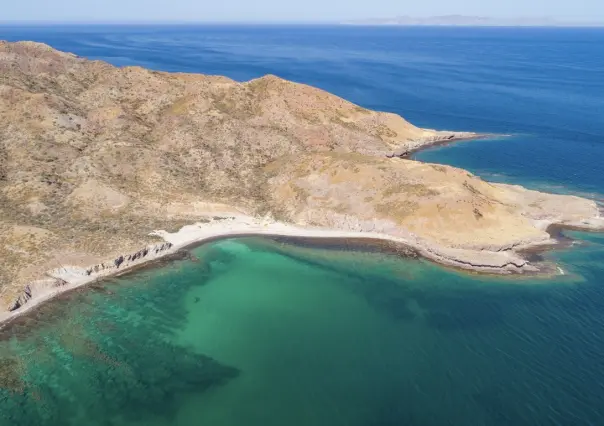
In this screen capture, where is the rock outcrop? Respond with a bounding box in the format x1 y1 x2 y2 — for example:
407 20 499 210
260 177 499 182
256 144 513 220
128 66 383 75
8 278 67 312
386 131 487 158
5 242 175 314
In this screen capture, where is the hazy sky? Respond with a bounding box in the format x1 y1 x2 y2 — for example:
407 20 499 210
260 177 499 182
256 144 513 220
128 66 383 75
3 0 603 23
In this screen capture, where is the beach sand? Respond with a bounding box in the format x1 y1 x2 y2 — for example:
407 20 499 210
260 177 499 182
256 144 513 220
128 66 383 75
5 212 597 328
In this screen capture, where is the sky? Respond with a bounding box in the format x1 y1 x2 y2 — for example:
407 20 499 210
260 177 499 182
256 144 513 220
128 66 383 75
2 0 603 23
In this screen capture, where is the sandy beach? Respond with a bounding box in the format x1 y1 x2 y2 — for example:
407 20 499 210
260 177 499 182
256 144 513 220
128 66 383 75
5 211 604 328
4 40 604 329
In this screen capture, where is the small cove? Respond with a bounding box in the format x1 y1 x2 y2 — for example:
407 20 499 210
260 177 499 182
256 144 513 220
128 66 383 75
1 235 604 425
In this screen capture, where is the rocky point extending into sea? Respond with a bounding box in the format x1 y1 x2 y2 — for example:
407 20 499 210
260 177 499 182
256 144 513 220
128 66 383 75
0 40 603 325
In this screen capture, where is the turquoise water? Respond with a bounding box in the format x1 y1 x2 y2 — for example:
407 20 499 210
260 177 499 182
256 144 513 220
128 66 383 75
1 236 604 425
1 25 604 424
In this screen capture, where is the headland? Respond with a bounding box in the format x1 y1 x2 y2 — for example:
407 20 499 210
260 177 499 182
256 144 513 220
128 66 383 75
1 40 603 324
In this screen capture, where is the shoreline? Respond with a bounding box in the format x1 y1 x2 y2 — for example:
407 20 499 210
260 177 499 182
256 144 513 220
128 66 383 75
386 131 501 159
5 39 603 335
2 213 601 329
408 132 503 157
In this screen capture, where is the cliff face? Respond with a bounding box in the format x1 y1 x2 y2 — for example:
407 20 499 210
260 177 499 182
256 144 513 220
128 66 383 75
0 41 602 308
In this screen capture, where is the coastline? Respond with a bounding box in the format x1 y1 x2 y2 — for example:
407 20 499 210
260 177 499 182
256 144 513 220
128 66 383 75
2 122 603 328
408 132 502 157
3 39 604 335
386 131 499 159
3 212 602 328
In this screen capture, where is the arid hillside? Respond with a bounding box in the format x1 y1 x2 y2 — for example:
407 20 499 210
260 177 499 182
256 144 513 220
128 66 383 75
0 41 602 308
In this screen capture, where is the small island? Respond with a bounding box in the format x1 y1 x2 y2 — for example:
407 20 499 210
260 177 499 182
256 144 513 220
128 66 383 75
0 40 603 324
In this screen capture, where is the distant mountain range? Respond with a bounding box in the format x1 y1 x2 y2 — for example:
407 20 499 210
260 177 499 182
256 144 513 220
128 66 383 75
342 15 604 27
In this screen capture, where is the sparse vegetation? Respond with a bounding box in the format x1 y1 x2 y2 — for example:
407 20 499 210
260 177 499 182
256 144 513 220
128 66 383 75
376 124 398 139
1 40 600 307
375 200 419 222
463 181 482 196
383 183 438 198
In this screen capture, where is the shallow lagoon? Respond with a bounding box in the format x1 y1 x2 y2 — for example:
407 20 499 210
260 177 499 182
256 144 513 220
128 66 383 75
1 234 604 425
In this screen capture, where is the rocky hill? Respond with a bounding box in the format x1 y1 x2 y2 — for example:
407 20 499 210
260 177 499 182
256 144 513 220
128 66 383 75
0 41 602 310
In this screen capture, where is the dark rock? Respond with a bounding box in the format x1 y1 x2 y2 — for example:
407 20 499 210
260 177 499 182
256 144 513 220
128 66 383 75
386 149 410 159
9 300 21 312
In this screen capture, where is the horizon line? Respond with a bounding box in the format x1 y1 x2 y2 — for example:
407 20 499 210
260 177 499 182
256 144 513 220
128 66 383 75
3 22 604 27
4 19 335 24
1 19 603 28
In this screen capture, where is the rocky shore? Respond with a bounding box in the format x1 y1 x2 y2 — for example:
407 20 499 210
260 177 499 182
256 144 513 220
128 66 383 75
386 131 493 158
3 207 604 326
1 40 604 325
1 241 178 324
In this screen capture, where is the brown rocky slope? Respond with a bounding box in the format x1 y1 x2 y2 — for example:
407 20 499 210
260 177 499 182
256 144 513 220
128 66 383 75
0 41 602 310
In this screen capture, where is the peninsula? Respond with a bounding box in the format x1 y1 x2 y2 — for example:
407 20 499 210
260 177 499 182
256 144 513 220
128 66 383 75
1 41 603 323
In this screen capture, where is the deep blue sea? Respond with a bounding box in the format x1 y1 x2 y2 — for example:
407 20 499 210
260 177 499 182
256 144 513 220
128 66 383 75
1 25 604 425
